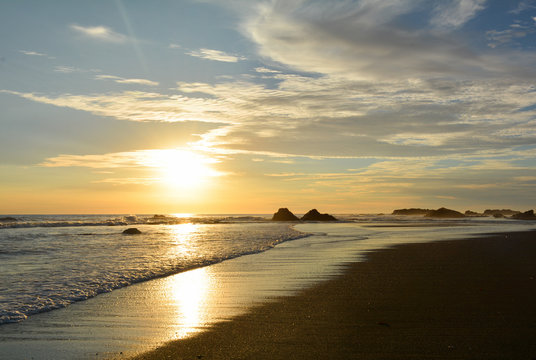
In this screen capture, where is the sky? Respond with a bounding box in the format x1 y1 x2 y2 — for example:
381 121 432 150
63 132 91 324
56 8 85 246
1 0 536 214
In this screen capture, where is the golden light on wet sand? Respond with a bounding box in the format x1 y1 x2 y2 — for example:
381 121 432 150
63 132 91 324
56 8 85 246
168 267 213 339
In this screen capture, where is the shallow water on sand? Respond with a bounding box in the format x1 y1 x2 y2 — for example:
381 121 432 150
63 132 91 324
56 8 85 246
0 219 534 359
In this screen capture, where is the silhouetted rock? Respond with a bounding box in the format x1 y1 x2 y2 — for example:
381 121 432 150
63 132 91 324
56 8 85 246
392 208 431 216
464 210 483 217
271 208 300 221
493 213 505 218
122 228 142 234
153 214 167 219
0 217 17 222
511 210 536 220
301 209 337 221
425 207 465 218
483 209 520 217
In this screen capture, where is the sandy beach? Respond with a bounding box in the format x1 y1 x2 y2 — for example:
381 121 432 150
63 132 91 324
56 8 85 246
132 230 536 360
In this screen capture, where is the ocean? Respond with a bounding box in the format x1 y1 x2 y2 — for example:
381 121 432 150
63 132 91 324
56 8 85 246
1 214 535 359
0 214 307 324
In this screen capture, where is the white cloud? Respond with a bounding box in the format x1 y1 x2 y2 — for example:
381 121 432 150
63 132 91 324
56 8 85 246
380 133 466 147
187 48 246 62
96 74 159 86
169 43 182 49
486 21 535 48
510 1 536 14
2 89 230 124
20 50 47 57
255 67 280 73
54 66 79 73
70 24 127 43
431 0 487 30
116 78 159 86
240 0 515 81
4 69 536 161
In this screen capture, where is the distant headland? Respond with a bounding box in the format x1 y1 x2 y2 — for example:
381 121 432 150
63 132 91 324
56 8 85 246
392 207 536 220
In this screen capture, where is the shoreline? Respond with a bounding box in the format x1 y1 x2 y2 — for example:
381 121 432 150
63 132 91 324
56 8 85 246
130 230 536 360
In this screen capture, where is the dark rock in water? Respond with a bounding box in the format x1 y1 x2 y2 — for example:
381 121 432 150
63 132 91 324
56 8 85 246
271 208 300 221
301 209 337 221
493 213 504 218
511 210 536 220
483 209 520 217
425 207 465 218
392 208 431 216
122 228 142 234
0 217 17 222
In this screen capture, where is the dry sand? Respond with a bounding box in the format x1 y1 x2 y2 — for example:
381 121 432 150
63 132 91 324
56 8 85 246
131 230 536 360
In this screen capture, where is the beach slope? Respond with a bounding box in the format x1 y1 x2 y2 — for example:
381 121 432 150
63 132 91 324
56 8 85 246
131 230 536 360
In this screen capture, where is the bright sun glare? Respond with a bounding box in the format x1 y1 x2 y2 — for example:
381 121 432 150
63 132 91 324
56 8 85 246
145 149 221 189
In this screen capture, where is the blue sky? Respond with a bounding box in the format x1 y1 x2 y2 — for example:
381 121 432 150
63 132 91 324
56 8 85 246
1 0 536 214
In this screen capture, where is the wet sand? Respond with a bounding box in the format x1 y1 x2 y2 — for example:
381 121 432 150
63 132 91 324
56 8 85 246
132 230 536 360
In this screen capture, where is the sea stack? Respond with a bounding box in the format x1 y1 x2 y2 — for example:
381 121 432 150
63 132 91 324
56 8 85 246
271 208 300 221
301 209 338 221
511 210 536 220
122 228 142 234
425 207 465 218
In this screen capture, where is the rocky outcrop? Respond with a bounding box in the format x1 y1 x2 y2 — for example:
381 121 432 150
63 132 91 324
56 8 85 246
464 210 483 217
0 217 17 222
392 208 431 216
511 210 536 220
301 209 337 221
122 228 142 234
425 207 465 218
483 209 520 217
271 208 300 221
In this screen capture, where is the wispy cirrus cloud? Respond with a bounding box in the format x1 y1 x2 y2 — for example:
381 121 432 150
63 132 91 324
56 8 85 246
509 0 536 14
5 2 536 166
486 21 536 48
1 89 229 124
19 50 55 60
430 0 487 30
186 48 246 62
70 24 127 43
20 50 48 57
96 74 159 86
240 0 525 81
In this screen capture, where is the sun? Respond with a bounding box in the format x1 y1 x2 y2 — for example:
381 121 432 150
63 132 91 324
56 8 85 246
145 149 221 189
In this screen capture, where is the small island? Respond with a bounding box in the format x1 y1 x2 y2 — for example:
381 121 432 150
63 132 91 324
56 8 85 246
393 207 465 218
271 208 338 221
511 210 536 220
392 208 431 216
271 208 300 221
483 209 521 217
425 207 465 218
301 209 338 221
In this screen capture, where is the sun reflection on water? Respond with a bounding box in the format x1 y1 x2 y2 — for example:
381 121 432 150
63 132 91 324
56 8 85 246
171 223 197 240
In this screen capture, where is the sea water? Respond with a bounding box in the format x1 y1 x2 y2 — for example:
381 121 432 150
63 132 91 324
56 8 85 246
0 214 535 359
0 214 305 324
